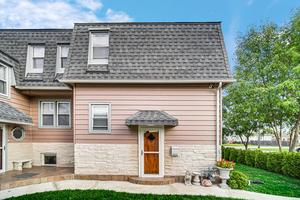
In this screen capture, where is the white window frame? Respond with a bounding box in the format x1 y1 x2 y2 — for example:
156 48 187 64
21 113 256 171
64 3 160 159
56 101 71 128
56 44 69 73
89 103 111 134
39 100 71 129
40 101 55 128
25 45 45 74
0 64 9 97
88 31 109 65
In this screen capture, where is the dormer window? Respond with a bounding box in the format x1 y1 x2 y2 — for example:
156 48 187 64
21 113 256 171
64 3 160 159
26 45 45 74
88 31 109 65
56 45 69 73
0 65 8 96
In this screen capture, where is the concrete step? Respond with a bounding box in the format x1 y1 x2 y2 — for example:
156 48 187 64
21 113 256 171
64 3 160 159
128 177 175 185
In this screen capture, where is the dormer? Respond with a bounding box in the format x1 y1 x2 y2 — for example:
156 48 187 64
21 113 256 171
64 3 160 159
56 44 69 74
88 30 109 65
25 44 45 75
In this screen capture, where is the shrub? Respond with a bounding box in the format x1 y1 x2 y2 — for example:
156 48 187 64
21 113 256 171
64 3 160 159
229 148 239 162
236 149 246 164
221 146 225 159
224 147 232 160
227 171 249 190
245 150 257 167
267 152 285 173
282 152 300 179
255 151 268 170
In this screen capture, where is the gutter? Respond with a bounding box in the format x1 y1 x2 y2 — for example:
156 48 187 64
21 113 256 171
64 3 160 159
216 82 222 161
15 86 72 90
60 79 235 84
0 119 33 126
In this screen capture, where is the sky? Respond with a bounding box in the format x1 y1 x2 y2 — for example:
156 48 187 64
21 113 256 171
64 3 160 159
0 0 299 68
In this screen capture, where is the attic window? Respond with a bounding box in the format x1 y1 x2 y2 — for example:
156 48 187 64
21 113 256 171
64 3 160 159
26 45 45 74
56 45 69 73
88 31 109 65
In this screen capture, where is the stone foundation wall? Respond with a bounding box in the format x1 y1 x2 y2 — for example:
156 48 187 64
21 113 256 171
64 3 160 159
74 144 138 175
32 143 74 167
164 144 216 176
7 143 33 170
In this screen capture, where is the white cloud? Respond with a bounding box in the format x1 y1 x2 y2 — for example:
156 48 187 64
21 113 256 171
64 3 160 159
105 9 133 22
76 0 102 11
0 0 132 28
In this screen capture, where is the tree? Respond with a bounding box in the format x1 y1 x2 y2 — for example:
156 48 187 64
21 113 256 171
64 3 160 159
223 82 262 150
234 19 300 152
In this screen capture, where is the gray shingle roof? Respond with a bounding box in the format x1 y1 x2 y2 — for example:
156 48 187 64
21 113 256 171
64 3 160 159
126 110 178 126
0 101 33 125
0 29 72 87
63 22 232 82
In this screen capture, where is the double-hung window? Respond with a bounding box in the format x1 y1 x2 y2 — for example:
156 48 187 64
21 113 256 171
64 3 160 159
88 31 109 65
56 45 69 73
26 45 45 74
89 103 111 133
0 65 8 96
40 101 71 128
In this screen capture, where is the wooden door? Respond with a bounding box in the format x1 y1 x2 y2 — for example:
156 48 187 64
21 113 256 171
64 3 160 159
143 131 159 174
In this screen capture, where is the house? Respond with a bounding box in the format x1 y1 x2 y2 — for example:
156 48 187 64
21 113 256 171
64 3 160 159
0 22 233 180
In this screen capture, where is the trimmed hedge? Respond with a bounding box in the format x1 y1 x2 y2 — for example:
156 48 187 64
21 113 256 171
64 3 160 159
229 148 239 162
255 151 268 170
222 147 300 179
245 150 257 167
267 152 285 173
282 153 300 179
236 149 246 164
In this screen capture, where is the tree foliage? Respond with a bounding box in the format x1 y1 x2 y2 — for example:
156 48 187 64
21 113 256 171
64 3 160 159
224 10 300 151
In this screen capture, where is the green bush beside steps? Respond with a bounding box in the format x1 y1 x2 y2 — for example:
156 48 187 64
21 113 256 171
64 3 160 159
222 146 300 179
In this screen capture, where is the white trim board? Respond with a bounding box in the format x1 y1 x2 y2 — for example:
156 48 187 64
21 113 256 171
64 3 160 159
0 124 7 173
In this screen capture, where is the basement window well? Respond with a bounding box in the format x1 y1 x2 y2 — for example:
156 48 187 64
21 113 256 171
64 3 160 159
41 153 57 166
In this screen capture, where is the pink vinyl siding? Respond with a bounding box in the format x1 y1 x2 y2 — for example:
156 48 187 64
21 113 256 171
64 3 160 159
0 87 32 143
30 97 73 143
74 84 217 145
2 87 74 143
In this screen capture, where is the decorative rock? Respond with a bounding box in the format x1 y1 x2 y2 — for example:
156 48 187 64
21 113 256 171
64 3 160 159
201 179 212 187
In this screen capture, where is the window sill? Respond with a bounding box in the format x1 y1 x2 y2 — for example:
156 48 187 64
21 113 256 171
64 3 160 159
89 130 111 134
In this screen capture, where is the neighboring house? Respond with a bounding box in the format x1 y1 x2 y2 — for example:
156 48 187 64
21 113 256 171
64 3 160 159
0 22 233 179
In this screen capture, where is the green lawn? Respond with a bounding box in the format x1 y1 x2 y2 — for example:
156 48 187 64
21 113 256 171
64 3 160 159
7 189 240 200
222 144 289 152
235 164 300 197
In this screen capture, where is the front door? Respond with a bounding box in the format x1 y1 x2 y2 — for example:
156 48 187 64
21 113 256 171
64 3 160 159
139 126 164 177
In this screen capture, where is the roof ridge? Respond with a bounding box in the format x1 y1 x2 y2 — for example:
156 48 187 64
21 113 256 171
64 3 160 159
0 29 73 32
74 21 221 25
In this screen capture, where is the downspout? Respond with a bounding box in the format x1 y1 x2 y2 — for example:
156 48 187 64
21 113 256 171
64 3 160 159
216 82 222 161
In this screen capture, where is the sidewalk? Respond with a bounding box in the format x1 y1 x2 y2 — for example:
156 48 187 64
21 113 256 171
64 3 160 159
0 180 298 200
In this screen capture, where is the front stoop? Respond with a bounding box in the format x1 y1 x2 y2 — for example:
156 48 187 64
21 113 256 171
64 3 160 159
128 177 176 185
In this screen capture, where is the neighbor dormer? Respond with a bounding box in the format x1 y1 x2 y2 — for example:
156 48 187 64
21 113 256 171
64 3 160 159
25 44 45 75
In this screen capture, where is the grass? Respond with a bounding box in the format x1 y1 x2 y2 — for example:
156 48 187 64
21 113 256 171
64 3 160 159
222 144 289 152
7 189 240 200
235 164 300 198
